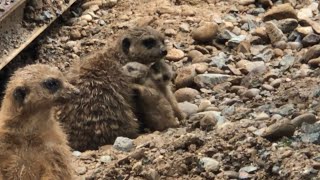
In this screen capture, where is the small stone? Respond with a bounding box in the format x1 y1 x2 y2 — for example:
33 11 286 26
72 151 82 157
166 48 185 61
199 157 220 172
81 14 93 21
180 23 190 32
192 22 218 42
174 88 200 102
144 169 160 180
198 100 211 112
113 137 134 152
270 78 282 88
273 48 283 57
263 3 297 21
291 113 317 127
188 50 206 63
300 45 320 63
178 102 198 117
308 57 320 67
297 8 313 20
237 41 251 54
262 118 296 140
223 171 239 178
194 74 231 88
70 29 82 40
253 48 274 62
99 155 112 163
239 0 255 5
287 42 302 50
164 28 177 36
175 66 197 88
242 88 260 98
275 18 298 33
265 21 287 44
236 60 266 73
75 166 87 175
296 26 314 36
255 112 270 121
132 161 143 174
302 33 320 47
193 63 208 74
240 166 258 173
262 84 274 91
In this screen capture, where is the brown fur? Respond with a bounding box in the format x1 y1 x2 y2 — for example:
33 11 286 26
128 59 185 131
57 27 168 151
0 64 77 180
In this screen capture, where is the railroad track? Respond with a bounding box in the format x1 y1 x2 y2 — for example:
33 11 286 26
0 0 77 70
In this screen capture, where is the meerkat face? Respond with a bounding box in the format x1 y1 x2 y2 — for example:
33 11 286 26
122 62 149 79
5 64 79 113
149 61 172 85
120 27 167 64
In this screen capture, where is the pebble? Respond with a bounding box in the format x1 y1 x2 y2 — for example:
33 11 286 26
275 18 298 33
199 157 220 172
291 113 317 127
242 88 260 98
164 28 177 36
113 137 134 152
194 74 231 88
179 23 190 32
192 22 218 42
265 21 287 44
236 60 266 73
262 84 274 91
75 166 87 175
178 102 198 117
70 29 82 40
174 88 200 102
188 50 206 63
308 57 320 67
296 26 314 36
193 63 208 74
99 155 112 163
198 100 211 112
166 48 185 61
297 8 313 20
239 0 255 5
300 45 320 63
302 33 320 47
72 151 82 157
262 118 296 140
175 66 197 88
263 3 297 21
81 14 93 21
270 78 282 88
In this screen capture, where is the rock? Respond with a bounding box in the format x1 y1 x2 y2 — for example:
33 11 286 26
237 41 251 54
275 18 298 33
192 22 218 42
223 171 239 178
193 63 208 74
297 8 313 20
270 79 282 88
262 84 274 91
226 35 247 48
296 26 314 36
240 166 258 173
188 50 207 63
199 157 220 172
253 48 274 62
190 111 217 130
194 74 231 88
300 45 320 63
300 123 320 144
308 57 320 67
72 151 82 157
180 23 190 32
198 100 211 112
144 169 160 180
174 88 200 102
166 48 185 61
265 21 287 44
210 52 228 68
263 3 297 22
75 166 87 175
291 113 317 127
175 66 197 88
81 14 93 21
261 118 296 140
302 33 320 47
164 28 177 36
178 102 198 116
280 54 295 71
255 112 270 121
99 155 112 163
239 0 255 5
113 137 134 152
236 60 266 73
70 29 82 40
157 6 179 15
287 42 302 50
258 0 273 7
242 88 260 98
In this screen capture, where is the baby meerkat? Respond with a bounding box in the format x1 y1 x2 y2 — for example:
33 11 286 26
57 27 169 151
0 64 78 180
126 59 185 131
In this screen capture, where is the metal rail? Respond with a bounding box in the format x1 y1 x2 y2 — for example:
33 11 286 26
0 0 78 70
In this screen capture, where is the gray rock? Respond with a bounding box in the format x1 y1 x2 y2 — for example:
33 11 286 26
240 166 258 173
262 118 296 140
199 157 220 172
253 48 274 62
265 21 287 44
302 33 320 47
178 102 198 117
99 155 112 163
194 74 231 88
113 137 134 152
275 18 298 33
226 35 247 48
300 123 320 144
291 113 317 127
210 52 228 68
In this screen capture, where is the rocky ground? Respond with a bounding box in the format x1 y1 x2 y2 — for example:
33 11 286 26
3 0 320 179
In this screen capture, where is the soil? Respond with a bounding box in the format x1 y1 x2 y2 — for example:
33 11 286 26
2 0 320 179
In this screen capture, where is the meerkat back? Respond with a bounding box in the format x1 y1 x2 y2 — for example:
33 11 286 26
0 64 78 180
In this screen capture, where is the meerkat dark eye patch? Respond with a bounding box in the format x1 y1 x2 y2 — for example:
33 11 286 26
13 86 29 105
42 78 61 93
142 38 157 49
122 38 131 55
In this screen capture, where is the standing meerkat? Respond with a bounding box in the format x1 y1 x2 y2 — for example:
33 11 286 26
0 64 78 180
57 27 169 151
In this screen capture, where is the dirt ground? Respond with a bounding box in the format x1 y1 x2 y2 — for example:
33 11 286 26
2 0 320 179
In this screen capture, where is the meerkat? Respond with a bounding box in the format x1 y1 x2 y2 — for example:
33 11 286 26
57 27 170 151
0 64 78 180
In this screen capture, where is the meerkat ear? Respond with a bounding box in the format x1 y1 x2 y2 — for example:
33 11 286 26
122 37 131 55
13 86 29 106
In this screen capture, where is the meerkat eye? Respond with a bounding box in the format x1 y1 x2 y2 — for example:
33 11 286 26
142 38 157 49
163 74 170 81
122 38 131 55
42 78 61 93
13 86 29 105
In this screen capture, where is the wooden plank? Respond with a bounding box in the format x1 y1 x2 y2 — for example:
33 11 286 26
0 0 78 70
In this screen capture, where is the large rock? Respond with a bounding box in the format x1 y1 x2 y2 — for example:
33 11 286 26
192 22 218 42
263 3 297 21
174 88 200 102
291 113 317 127
175 66 197 88
261 118 296 141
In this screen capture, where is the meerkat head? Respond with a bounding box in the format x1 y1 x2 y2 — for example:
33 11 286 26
122 62 149 81
2 64 80 115
119 26 167 64
148 61 173 86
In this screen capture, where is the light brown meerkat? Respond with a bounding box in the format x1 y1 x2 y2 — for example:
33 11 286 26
0 64 78 180
57 27 168 151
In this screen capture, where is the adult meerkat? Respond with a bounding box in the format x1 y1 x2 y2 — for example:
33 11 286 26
0 64 78 180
